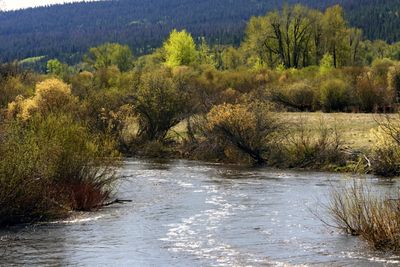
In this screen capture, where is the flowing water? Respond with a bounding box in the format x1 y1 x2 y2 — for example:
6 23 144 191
1 159 400 266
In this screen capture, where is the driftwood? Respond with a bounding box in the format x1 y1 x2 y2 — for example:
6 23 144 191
103 199 132 207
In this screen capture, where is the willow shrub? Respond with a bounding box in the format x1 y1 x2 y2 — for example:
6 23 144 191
133 68 190 141
7 78 80 121
284 117 345 169
328 182 400 251
320 78 351 112
370 115 400 177
272 81 317 111
205 102 281 164
0 114 119 226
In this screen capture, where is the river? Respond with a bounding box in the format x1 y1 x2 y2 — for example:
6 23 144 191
1 159 400 266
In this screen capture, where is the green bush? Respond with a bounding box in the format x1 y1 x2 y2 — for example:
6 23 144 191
0 114 119 226
320 78 351 112
371 58 394 82
273 81 316 111
133 68 190 141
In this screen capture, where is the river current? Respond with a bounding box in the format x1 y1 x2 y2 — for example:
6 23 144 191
1 159 400 266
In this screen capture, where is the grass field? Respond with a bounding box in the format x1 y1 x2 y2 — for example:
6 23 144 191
171 113 395 151
280 112 387 151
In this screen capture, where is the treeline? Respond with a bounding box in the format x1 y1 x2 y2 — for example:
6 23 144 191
0 0 400 64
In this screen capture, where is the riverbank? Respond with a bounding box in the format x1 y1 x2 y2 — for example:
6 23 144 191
171 112 387 152
155 112 396 176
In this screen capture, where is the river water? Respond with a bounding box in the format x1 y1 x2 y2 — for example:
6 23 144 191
1 159 400 266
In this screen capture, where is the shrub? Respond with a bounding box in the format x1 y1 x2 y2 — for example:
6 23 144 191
0 76 32 109
133 69 190 141
320 78 351 112
221 47 243 70
7 78 79 120
273 81 316 111
319 53 334 75
205 102 281 164
0 114 119 226
219 70 264 94
328 182 400 251
371 58 394 82
85 43 133 72
285 117 345 168
370 115 400 177
388 63 400 103
69 71 95 99
355 72 389 112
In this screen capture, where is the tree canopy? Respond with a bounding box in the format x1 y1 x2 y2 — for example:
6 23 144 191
163 30 197 67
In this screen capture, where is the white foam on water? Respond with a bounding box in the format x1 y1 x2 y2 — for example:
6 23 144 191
148 178 168 183
160 182 287 266
342 251 400 264
176 181 195 188
49 215 104 224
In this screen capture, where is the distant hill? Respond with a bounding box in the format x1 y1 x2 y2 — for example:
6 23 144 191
0 0 399 64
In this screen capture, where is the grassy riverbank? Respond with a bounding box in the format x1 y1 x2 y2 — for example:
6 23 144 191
280 112 386 151
169 112 395 174
172 112 384 151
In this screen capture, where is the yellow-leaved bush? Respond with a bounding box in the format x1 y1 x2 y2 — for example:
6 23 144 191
7 78 79 120
207 103 256 134
206 102 280 164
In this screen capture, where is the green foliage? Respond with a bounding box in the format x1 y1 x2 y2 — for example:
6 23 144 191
85 43 133 72
133 68 190 141
0 0 399 65
273 81 316 111
320 78 351 112
47 59 69 78
371 58 394 81
221 47 243 70
0 114 119 226
197 37 216 66
243 4 358 69
322 5 350 67
388 63 400 102
163 29 197 67
319 53 334 74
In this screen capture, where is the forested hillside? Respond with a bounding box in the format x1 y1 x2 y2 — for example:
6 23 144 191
0 0 399 63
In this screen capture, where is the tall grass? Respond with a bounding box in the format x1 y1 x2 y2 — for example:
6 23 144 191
284 117 345 169
371 114 400 177
328 182 400 251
